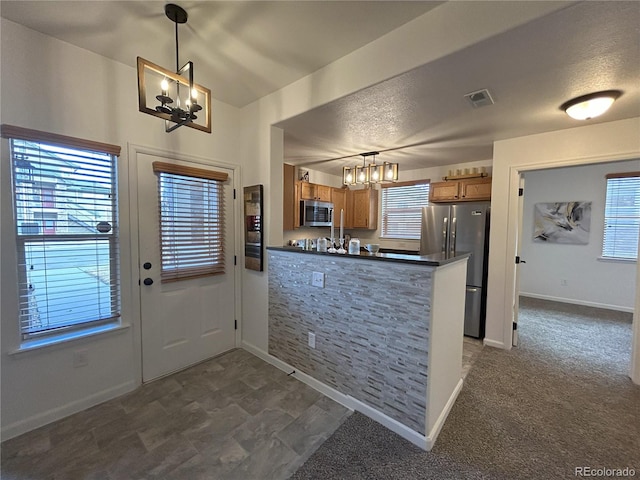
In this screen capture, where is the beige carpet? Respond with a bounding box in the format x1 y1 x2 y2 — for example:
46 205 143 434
290 297 639 479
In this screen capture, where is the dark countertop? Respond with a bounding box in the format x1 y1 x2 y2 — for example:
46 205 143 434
267 246 471 267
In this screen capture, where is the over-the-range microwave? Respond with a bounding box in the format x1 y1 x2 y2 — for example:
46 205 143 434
300 200 333 227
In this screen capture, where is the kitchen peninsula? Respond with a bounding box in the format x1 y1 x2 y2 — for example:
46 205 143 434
267 247 470 450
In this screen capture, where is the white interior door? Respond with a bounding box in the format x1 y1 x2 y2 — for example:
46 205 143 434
513 174 526 347
137 153 236 382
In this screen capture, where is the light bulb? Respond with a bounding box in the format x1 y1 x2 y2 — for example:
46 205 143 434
185 97 192 108
191 88 198 103
386 169 393 180
160 78 169 95
358 171 365 182
346 173 353 183
371 169 379 181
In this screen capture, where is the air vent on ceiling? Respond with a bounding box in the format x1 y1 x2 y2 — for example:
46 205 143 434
464 89 495 108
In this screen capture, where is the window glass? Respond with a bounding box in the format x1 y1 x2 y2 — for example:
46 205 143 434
381 181 430 239
11 139 120 339
603 174 640 260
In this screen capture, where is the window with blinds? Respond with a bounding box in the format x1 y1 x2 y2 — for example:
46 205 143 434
153 162 227 282
7 132 120 340
381 180 430 239
603 172 640 260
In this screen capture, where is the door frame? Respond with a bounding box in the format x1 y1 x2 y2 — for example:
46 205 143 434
504 153 640 384
127 144 242 384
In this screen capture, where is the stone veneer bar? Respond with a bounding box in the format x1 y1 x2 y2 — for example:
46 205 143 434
267 247 469 448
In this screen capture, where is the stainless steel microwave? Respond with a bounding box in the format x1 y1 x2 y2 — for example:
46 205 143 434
300 200 333 227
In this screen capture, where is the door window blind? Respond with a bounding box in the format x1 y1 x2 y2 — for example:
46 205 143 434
7 132 120 340
603 172 640 260
153 162 228 282
381 180 430 239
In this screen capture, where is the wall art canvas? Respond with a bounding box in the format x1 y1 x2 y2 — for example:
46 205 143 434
533 201 591 244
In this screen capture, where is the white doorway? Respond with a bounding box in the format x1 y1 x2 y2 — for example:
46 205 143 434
135 152 237 382
512 159 640 376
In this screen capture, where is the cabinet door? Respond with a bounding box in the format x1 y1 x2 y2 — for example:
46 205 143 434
429 181 460 202
316 185 332 201
460 177 492 201
351 189 377 229
299 182 316 200
283 164 297 230
331 188 347 229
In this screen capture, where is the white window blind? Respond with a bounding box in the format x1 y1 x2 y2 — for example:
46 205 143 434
6 128 121 340
603 173 640 260
381 180 430 239
153 162 228 282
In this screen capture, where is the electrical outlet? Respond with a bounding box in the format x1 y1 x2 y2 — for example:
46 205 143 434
560 279 568 286
308 332 316 349
312 271 325 288
73 349 89 367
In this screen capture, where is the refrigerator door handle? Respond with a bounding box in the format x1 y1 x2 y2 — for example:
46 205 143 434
442 217 448 254
450 216 457 256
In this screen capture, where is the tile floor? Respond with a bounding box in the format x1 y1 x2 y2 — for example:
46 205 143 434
0 349 350 480
1 340 483 480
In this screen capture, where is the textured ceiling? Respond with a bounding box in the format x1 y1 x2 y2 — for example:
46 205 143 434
2 1 639 176
0 0 441 108
277 0 640 175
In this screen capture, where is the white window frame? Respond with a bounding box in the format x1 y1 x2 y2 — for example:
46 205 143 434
380 180 430 240
602 172 640 261
3 125 122 346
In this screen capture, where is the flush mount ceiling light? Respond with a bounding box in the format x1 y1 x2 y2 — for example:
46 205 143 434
560 90 622 121
137 4 211 133
343 152 399 186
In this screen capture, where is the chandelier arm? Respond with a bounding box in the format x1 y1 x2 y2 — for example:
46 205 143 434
174 20 179 73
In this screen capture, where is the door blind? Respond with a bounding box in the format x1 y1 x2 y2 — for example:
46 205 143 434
154 162 227 282
603 173 640 260
381 180 430 239
9 138 120 339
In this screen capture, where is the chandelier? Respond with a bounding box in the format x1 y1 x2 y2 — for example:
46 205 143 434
137 4 211 133
343 152 399 185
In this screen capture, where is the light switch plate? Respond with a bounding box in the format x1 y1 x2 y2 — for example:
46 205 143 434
312 271 325 288
308 332 316 349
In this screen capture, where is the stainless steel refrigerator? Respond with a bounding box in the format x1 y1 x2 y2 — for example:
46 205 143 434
420 202 490 338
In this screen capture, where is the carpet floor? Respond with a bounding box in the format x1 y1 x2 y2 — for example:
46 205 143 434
289 297 640 480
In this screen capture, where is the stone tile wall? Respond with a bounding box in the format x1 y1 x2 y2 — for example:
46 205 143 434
268 250 433 435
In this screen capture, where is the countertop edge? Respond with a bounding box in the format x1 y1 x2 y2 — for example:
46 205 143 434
266 246 471 266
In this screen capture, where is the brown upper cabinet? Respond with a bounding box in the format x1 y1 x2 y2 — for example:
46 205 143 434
349 188 378 229
331 188 348 227
429 177 492 203
299 182 332 201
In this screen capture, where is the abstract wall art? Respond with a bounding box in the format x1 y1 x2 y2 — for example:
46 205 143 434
533 201 591 244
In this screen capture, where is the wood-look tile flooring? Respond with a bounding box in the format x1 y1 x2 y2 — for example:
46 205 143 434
2 341 483 480
0 349 351 480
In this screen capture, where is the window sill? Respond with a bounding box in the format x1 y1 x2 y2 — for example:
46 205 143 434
597 256 637 264
9 323 130 357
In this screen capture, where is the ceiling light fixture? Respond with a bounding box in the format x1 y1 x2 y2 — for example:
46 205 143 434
137 4 211 133
560 90 622 121
343 152 399 186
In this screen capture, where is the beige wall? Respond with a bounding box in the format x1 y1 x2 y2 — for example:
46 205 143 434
0 19 242 439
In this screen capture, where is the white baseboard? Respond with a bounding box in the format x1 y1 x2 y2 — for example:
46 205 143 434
242 340 432 450
520 292 634 313
483 338 505 349
1 380 136 442
425 378 463 449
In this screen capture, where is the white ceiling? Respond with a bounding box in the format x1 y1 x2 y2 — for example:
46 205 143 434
2 1 639 176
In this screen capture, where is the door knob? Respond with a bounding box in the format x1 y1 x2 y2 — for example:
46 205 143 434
143 262 152 270
143 278 153 286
